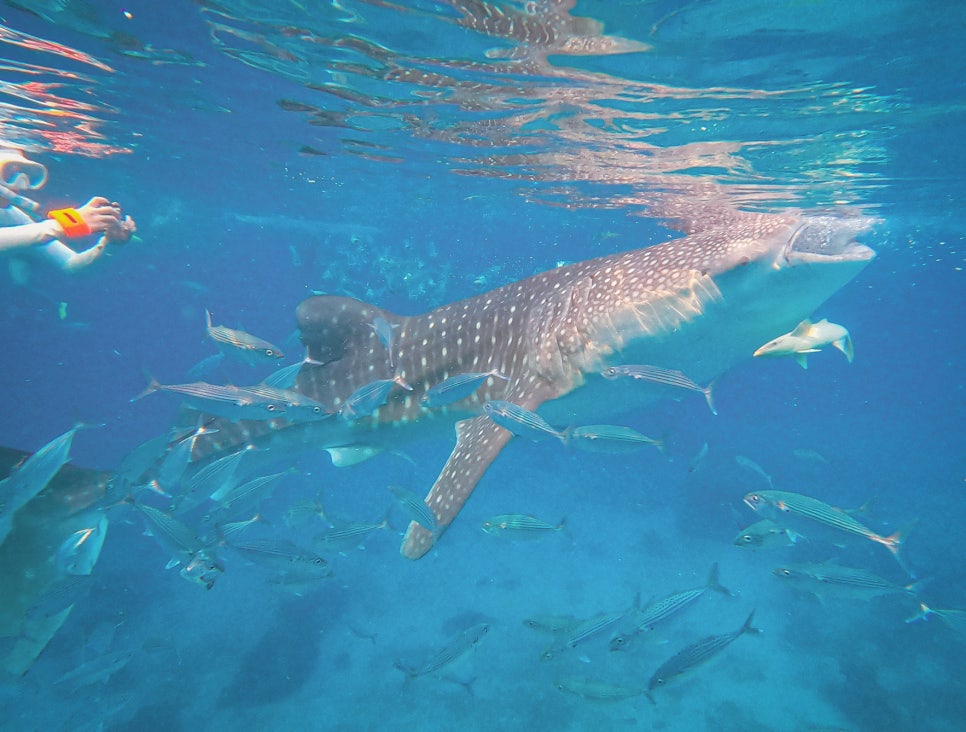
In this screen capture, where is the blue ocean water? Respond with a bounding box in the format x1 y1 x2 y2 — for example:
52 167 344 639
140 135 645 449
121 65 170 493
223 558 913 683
0 1 963 730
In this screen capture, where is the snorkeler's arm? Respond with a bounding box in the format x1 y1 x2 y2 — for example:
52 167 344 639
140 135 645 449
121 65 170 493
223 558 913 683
38 237 108 272
0 219 63 252
41 214 136 272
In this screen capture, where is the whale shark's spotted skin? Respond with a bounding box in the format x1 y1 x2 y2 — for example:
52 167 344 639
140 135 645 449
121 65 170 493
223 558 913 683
193 211 875 559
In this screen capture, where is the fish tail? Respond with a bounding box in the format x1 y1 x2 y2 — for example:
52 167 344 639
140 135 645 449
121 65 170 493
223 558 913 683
131 370 162 402
556 516 567 532
904 602 932 624
205 309 213 332
835 333 855 363
880 520 917 576
707 562 733 597
654 430 670 455
740 609 762 635
703 377 719 416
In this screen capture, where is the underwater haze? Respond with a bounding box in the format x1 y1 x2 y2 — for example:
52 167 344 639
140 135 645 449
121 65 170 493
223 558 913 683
0 2 963 731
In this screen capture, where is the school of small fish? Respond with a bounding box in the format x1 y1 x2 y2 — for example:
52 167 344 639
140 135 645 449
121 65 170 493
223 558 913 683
3 306 960 708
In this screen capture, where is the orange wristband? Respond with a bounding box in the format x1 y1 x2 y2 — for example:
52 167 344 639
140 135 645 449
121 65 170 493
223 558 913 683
48 208 92 238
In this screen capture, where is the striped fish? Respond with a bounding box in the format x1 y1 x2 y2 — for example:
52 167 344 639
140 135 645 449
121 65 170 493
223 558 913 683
339 375 412 420
228 538 331 578
482 400 563 442
132 501 223 589
602 364 717 415
241 384 332 422
565 424 665 454
421 369 508 408
394 623 489 680
906 603 966 636
481 514 565 540
554 677 644 701
314 517 389 552
610 563 732 651
205 309 284 365
133 376 286 422
744 489 913 573
389 485 437 533
773 562 919 601
647 610 760 699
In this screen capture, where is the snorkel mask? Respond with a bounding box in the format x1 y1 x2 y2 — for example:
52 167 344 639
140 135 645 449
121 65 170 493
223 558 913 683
0 148 48 213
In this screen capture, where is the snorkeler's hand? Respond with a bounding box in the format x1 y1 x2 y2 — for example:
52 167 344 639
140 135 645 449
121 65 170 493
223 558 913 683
105 215 136 245
73 196 122 234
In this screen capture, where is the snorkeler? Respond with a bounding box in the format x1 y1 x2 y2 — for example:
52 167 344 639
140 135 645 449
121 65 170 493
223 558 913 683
0 146 136 276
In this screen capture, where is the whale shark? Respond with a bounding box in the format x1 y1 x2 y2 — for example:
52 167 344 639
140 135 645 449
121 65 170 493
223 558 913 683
191 211 875 559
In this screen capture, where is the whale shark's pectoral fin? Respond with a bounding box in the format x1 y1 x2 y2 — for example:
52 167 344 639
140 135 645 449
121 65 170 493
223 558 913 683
401 415 514 559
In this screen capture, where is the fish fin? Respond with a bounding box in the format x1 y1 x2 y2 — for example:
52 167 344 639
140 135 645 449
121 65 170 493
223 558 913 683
882 520 918 577
794 353 808 369
834 334 855 362
740 609 762 635
164 558 181 570
131 370 162 402
325 446 384 467
703 376 719 416
790 320 813 336
706 562 733 597
401 415 514 559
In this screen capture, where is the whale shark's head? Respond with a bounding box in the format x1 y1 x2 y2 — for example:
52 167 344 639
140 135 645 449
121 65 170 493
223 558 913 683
777 214 877 269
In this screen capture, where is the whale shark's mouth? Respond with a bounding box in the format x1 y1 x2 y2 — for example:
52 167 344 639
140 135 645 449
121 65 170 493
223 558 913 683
784 215 877 264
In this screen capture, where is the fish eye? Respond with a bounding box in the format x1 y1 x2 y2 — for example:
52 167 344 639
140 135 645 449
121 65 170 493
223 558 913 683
613 636 625 646
265 349 275 356
742 535 753 543
267 404 277 411
656 679 665 686
780 569 791 576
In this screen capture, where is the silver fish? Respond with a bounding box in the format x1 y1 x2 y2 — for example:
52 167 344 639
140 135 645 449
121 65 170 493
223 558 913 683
688 441 709 473
261 361 305 389
773 561 918 601
395 623 489 679
421 369 508 408
55 515 109 576
555 677 644 701
565 424 664 454
905 603 966 636
647 611 760 698
186 352 226 380
389 485 437 533
133 501 222 589
744 489 912 574
369 316 400 368
229 538 331 578
133 376 286 422
206 469 293 523
733 519 802 550
0 424 84 545
481 514 565 539
205 309 284 365
610 563 732 651
482 401 563 442
54 649 133 688
602 364 717 415
735 455 774 489
314 517 389 552
241 384 332 422
339 375 412 420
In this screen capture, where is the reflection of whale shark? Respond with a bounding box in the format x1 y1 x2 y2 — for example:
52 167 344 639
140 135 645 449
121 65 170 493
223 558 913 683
194 212 875 559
